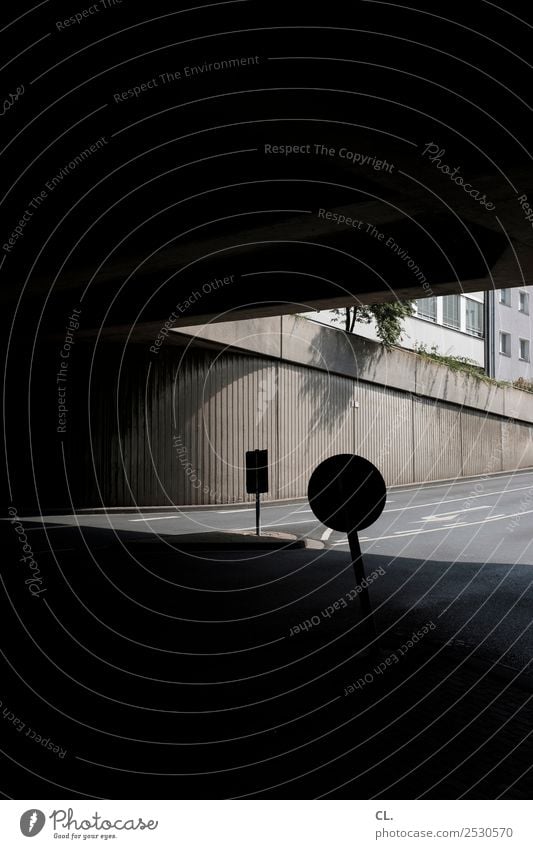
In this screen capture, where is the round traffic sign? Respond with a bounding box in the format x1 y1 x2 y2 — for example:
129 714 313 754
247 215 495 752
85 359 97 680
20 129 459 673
308 454 386 532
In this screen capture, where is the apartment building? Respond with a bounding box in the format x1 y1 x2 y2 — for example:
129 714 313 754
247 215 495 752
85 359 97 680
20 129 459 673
304 286 533 383
404 292 485 366
487 287 532 382
304 292 485 367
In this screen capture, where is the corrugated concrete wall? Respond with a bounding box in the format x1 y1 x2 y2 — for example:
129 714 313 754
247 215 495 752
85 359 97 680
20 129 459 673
84 346 533 507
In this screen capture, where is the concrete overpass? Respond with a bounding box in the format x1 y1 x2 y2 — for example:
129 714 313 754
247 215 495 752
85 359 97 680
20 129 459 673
4 0 533 513
22 151 533 342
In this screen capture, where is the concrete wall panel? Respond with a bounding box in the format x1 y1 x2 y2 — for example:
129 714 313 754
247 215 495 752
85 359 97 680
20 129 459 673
461 411 503 478
356 383 414 486
84 345 533 508
502 420 533 471
413 398 463 483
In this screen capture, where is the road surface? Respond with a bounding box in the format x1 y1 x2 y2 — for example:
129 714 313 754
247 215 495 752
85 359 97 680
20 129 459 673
3 468 533 798
22 467 533 565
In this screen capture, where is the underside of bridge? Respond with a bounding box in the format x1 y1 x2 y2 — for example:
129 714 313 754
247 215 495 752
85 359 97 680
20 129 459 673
3 2 533 512
3 3 533 346
14 145 533 342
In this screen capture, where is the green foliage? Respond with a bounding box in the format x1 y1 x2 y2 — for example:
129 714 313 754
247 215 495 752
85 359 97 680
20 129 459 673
329 310 533 395
331 301 415 348
414 344 511 388
414 344 485 376
414 346 533 394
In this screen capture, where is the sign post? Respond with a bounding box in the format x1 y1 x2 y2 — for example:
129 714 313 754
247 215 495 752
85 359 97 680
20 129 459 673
255 491 261 537
245 449 269 535
308 454 387 642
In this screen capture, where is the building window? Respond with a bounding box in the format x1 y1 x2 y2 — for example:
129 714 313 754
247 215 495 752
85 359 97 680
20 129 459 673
416 297 437 322
519 291 529 314
465 298 484 337
499 288 512 306
442 295 461 329
500 331 511 356
519 338 530 362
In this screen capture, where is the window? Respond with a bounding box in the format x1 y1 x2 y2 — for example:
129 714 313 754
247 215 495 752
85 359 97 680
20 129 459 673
519 338 530 362
500 331 511 356
465 298 484 337
416 297 437 322
519 291 529 314
499 289 511 306
442 295 461 329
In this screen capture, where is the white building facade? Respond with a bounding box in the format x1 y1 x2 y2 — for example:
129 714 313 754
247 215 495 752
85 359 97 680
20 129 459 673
305 286 533 384
400 292 485 365
304 292 485 366
488 287 532 383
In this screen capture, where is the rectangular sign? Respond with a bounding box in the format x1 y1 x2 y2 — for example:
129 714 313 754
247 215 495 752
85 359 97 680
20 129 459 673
245 449 268 494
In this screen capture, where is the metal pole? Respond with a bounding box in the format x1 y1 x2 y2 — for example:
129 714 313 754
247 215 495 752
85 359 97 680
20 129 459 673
256 491 260 536
347 528 376 639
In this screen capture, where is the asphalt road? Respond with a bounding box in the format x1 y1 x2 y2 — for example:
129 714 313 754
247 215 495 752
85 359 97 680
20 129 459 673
4 468 533 798
17 468 533 674
24 467 533 566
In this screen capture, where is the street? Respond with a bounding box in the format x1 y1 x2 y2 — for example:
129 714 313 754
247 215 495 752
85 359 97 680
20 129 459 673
2 467 533 798
23 468 533 559
14 468 533 677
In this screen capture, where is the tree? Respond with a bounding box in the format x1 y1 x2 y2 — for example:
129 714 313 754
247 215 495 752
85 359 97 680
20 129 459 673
331 300 415 348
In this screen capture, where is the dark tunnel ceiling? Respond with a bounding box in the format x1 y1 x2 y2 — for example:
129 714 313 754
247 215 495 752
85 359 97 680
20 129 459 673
4 1 533 336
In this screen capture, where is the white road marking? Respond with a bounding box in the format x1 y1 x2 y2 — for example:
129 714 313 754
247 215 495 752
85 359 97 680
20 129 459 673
232 518 319 531
18 474 533 534
420 515 461 523
321 527 334 541
132 507 315 521
129 515 182 522
217 508 254 513
424 505 491 517
419 505 492 523
217 505 314 514
383 484 533 514
216 481 533 522
390 470 533 496
332 509 530 543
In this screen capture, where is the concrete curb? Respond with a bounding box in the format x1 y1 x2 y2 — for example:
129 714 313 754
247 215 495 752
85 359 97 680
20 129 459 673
26 466 533 516
132 531 325 551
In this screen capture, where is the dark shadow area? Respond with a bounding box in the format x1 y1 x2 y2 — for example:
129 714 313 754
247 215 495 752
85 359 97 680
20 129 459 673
300 324 377 436
1 520 532 799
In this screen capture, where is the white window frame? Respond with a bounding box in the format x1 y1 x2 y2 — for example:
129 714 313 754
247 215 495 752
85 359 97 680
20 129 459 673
442 295 461 329
465 298 484 337
519 291 529 314
416 297 437 322
519 338 530 362
499 288 512 307
499 331 511 356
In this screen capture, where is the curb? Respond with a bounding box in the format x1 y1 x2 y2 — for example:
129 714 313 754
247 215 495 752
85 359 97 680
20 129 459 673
19 467 533 516
130 531 325 551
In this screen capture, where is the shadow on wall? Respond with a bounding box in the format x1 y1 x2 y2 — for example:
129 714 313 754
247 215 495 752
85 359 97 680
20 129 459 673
298 323 378 433
53 333 533 509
